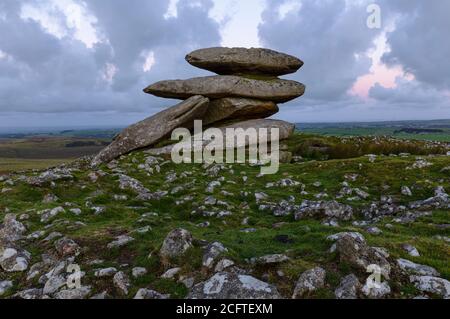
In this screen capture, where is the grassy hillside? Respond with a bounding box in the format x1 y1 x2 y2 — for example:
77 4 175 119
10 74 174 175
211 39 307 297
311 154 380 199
0 132 449 299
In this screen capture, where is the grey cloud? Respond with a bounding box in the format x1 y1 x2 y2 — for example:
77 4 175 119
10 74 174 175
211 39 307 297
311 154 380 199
0 0 221 116
258 0 379 102
379 0 450 90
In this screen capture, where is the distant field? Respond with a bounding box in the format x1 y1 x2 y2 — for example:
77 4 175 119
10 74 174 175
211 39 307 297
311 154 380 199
0 136 110 172
0 158 72 173
0 136 109 159
297 125 450 142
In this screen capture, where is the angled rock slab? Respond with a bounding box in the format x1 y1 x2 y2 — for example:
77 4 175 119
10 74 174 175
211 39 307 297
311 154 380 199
144 76 305 103
145 119 295 156
203 98 279 126
91 95 209 166
186 47 303 76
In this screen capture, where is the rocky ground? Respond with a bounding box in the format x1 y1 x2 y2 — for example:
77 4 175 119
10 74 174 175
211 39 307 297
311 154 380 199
0 133 449 299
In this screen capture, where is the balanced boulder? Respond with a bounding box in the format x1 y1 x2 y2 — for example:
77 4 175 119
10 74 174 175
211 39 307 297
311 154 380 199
93 47 306 165
144 75 305 103
203 98 279 126
91 95 209 166
145 119 295 156
186 47 303 76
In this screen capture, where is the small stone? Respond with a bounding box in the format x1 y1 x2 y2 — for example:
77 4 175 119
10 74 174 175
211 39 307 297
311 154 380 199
250 254 290 265
160 229 193 259
134 288 169 299
0 280 13 296
401 186 413 196
94 267 118 277
107 235 135 249
397 259 439 276
335 274 361 299
202 242 228 269
54 237 80 257
402 244 420 257
362 281 391 299
188 272 281 299
69 208 82 216
161 267 181 279
292 267 326 299
113 271 131 295
54 286 91 299
215 259 235 272
366 227 382 235
132 267 147 278
410 276 450 298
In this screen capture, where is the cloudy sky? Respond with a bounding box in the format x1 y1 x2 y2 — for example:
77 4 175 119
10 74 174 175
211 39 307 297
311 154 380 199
0 0 449 129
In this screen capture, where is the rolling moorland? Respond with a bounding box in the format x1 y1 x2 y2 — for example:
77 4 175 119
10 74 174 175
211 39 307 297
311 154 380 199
0 121 449 299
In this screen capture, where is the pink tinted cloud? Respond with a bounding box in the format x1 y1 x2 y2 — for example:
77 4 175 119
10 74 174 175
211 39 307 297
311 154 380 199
350 33 414 99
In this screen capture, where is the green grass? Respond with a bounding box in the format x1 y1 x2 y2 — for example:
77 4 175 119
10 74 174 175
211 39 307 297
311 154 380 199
0 133 449 299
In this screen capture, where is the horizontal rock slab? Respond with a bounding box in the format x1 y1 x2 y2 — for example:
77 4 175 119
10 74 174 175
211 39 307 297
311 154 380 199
144 76 305 103
203 98 279 126
91 95 209 166
186 47 303 76
145 119 295 156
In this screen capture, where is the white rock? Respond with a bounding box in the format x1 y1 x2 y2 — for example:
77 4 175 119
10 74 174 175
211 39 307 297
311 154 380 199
292 267 326 298
94 267 117 277
397 259 440 276
113 271 130 295
161 267 181 279
0 280 13 296
362 281 391 299
132 267 147 278
410 276 450 298
402 244 420 257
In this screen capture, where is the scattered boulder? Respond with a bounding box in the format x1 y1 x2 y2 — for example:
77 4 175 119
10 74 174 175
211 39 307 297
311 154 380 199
335 235 391 278
402 244 420 257
202 242 228 269
94 267 118 277
335 274 362 299
0 214 26 243
250 254 290 265
188 272 281 299
132 267 147 278
292 267 326 298
161 267 181 279
134 288 169 299
0 280 13 296
107 235 135 249
160 229 193 259
396 259 440 276
410 276 450 298
215 259 235 272
362 281 391 299
54 237 80 257
40 207 65 223
0 247 30 272
54 286 91 299
113 271 131 295
295 200 353 221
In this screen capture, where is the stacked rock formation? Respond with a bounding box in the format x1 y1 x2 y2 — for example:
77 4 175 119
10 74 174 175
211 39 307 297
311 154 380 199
92 47 305 166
